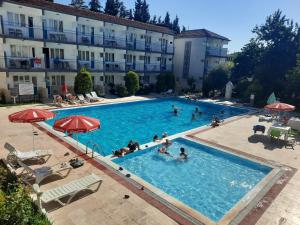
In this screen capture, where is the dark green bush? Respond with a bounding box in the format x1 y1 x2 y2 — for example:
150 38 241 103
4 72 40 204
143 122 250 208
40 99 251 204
0 161 51 225
115 85 128 97
156 72 175 92
124 71 140 95
74 67 93 94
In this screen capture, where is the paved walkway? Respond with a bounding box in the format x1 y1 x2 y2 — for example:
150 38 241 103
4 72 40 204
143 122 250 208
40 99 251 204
190 114 300 225
1 98 299 225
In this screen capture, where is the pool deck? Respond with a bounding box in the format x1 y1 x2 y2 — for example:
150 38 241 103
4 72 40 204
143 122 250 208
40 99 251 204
0 96 299 225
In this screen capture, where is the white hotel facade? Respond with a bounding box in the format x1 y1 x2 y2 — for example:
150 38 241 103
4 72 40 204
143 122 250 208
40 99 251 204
0 0 174 99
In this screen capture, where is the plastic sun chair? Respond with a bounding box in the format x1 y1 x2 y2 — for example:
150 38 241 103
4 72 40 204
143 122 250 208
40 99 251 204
17 159 72 186
77 94 89 104
33 174 102 211
85 93 98 102
4 143 52 165
270 129 281 141
91 91 104 101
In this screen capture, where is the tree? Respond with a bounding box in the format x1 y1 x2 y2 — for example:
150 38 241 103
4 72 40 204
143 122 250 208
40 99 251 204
285 54 300 106
156 72 175 92
119 2 127 18
74 67 93 94
141 0 150 23
182 26 186 32
187 77 196 91
70 0 86 8
157 16 162 24
172 15 180 34
128 9 134 20
203 67 229 96
134 0 143 22
125 71 140 95
89 0 101 12
163 12 172 29
150 15 157 24
104 0 122 16
45 0 54 2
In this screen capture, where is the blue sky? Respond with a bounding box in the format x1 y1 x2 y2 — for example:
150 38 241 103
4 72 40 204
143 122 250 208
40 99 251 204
56 0 300 53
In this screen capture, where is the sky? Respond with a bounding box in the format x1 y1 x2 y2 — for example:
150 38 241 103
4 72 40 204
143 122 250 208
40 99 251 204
56 0 300 53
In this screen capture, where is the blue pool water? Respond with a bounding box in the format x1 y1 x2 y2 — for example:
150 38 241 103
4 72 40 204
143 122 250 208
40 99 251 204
46 98 248 156
114 138 271 222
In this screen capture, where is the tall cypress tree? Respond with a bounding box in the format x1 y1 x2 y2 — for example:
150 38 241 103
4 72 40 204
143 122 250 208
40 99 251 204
70 0 86 8
128 9 134 20
89 0 101 12
172 15 180 34
119 2 127 18
104 0 121 16
141 0 150 23
182 25 187 32
163 12 171 29
150 15 157 24
134 0 143 22
157 16 162 24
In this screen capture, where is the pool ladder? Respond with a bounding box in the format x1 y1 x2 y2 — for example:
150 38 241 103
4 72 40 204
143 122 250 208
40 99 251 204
85 141 104 158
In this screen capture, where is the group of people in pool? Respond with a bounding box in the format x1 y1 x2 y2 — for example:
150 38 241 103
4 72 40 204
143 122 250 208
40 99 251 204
172 105 202 122
154 132 188 160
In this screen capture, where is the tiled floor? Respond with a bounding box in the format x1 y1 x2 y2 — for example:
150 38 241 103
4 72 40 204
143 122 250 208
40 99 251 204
1 98 300 225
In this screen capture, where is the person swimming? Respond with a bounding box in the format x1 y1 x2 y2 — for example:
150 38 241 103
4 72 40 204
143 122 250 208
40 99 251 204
191 113 197 121
153 134 160 142
163 139 173 148
157 146 170 156
162 132 168 138
179 147 188 159
195 107 202 115
172 105 179 116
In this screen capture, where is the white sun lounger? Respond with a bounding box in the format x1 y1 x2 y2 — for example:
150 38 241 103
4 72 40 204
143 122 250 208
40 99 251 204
77 94 89 104
33 173 102 210
85 93 99 102
91 91 104 101
17 159 72 185
4 143 52 164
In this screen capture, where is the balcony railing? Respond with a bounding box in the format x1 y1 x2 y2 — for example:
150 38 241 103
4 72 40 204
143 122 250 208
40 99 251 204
145 63 161 72
160 64 172 72
103 36 126 48
77 32 104 46
2 21 44 39
126 39 145 51
78 60 103 71
49 58 77 71
104 61 125 72
206 47 227 57
44 29 76 43
2 56 44 70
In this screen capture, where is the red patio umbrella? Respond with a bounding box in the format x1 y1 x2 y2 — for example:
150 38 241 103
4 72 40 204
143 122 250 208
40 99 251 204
53 115 100 134
53 116 100 150
265 102 295 112
9 109 56 150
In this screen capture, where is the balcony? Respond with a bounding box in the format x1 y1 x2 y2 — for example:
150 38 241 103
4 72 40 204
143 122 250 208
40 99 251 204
2 21 44 40
104 61 125 72
161 64 172 72
145 43 162 53
43 29 76 43
126 39 145 51
77 33 104 46
144 63 161 72
103 36 126 48
3 56 44 70
206 47 228 57
78 60 103 71
49 58 77 71
125 62 144 72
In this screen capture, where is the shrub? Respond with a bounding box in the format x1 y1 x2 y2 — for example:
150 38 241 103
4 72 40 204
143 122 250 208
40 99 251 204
203 67 229 97
156 72 175 92
0 161 51 225
124 71 140 95
136 84 155 95
74 67 93 94
115 85 128 97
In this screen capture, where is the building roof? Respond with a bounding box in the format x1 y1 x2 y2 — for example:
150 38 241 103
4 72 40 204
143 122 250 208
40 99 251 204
4 0 174 35
175 29 230 41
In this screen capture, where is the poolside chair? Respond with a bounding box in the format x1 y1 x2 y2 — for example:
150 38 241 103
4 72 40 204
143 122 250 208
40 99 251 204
270 129 281 141
162 89 173 95
17 159 72 186
33 173 102 211
91 91 104 101
4 143 52 165
77 94 89 104
85 93 99 102
66 93 77 105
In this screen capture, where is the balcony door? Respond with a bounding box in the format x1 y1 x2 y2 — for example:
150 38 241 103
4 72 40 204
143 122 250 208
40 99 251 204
28 17 34 38
91 27 94 45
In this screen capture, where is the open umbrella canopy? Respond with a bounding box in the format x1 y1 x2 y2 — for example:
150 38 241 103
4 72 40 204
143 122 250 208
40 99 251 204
9 108 55 123
265 102 295 112
53 115 100 134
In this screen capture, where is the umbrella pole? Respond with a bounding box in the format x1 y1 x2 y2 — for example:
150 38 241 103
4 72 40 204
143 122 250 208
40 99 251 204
32 124 35 151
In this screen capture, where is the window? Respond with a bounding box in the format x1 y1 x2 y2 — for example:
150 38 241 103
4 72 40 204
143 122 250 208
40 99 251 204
183 41 192 78
100 76 104 81
13 76 18 82
24 76 30 82
50 48 64 59
139 56 145 61
157 57 161 61
78 24 90 35
145 56 150 64
7 12 25 27
48 19 63 32
10 45 31 57
78 51 90 61
105 53 114 62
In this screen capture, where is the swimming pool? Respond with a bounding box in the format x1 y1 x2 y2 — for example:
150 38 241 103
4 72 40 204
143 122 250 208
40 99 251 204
114 138 272 222
46 98 248 156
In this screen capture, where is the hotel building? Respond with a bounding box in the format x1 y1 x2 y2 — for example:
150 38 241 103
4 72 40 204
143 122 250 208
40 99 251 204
0 0 174 100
